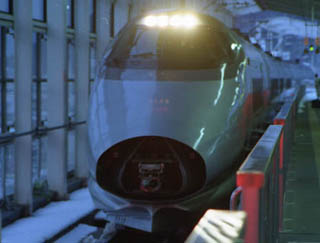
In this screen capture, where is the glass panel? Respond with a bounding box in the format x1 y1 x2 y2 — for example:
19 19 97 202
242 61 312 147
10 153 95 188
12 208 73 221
0 85 2 131
0 146 4 200
32 33 37 80
66 0 73 28
6 82 14 127
40 36 47 79
5 143 15 197
32 82 37 128
68 40 75 80
32 33 45 128
89 81 94 95
128 3 132 20
110 3 115 37
32 137 47 186
68 82 75 119
90 42 96 80
6 32 14 79
89 0 96 33
40 136 48 180
0 30 2 131
67 130 75 172
0 0 9 12
0 28 2 78
32 138 40 184
41 82 47 124
32 0 45 21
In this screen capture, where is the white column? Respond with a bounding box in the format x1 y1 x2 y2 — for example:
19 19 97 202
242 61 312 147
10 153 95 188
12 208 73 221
131 0 143 17
74 0 89 178
47 0 68 199
96 0 111 62
114 0 129 36
14 0 33 214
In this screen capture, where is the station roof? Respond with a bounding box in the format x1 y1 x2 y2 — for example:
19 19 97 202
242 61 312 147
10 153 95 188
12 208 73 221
255 0 320 21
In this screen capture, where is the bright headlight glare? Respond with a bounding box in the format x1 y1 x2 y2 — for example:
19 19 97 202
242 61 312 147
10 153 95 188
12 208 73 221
143 14 198 28
170 15 183 27
157 15 169 27
144 15 157 27
183 15 198 27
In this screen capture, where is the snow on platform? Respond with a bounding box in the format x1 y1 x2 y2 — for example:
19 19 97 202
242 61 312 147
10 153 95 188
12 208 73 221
2 188 95 243
55 224 97 243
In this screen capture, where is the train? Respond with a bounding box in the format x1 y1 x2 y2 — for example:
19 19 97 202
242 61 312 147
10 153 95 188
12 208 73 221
87 9 313 233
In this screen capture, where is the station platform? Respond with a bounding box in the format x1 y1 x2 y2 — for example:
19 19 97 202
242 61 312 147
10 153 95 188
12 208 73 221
280 101 320 242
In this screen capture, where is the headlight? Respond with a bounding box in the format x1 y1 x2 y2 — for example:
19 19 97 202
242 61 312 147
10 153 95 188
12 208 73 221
144 15 157 27
142 14 199 28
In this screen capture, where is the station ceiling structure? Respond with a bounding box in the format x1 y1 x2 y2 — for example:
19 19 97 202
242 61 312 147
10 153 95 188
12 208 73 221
255 0 320 21
219 0 320 22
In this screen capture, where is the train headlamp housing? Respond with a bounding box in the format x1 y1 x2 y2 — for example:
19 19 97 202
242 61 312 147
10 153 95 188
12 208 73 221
141 14 199 28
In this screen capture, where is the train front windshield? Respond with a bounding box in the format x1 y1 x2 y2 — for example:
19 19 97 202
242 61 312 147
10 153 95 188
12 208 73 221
105 25 235 70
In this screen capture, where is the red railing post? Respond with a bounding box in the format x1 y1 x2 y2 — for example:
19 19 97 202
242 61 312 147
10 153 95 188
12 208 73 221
237 172 264 243
230 186 243 210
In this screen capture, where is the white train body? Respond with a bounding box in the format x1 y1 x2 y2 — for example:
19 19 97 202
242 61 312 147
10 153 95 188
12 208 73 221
87 10 313 232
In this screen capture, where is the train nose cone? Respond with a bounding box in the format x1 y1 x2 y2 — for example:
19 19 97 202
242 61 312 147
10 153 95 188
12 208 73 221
96 136 206 201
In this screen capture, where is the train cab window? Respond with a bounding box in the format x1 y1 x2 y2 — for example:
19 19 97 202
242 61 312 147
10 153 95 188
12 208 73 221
105 24 237 70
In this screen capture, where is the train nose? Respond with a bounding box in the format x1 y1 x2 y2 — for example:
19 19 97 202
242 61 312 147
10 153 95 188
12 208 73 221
96 136 206 201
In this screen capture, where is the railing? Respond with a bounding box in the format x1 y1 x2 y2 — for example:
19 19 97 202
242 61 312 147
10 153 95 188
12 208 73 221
0 121 86 144
0 120 86 229
232 93 298 242
273 96 298 232
237 125 283 243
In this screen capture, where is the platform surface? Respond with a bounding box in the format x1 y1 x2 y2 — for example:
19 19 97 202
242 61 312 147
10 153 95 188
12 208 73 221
280 101 320 242
2 188 94 243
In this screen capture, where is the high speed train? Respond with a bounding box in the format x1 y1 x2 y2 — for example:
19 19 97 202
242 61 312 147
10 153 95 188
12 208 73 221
87 10 313 233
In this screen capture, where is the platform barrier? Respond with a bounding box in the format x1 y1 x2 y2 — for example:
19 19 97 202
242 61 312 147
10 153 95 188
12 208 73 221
237 125 282 243
186 209 246 243
233 95 299 242
273 96 298 232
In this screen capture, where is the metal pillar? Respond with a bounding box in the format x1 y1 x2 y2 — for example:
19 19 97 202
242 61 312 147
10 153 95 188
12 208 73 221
74 0 89 179
14 0 33 214
96 0 111 62
47 0 68 200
